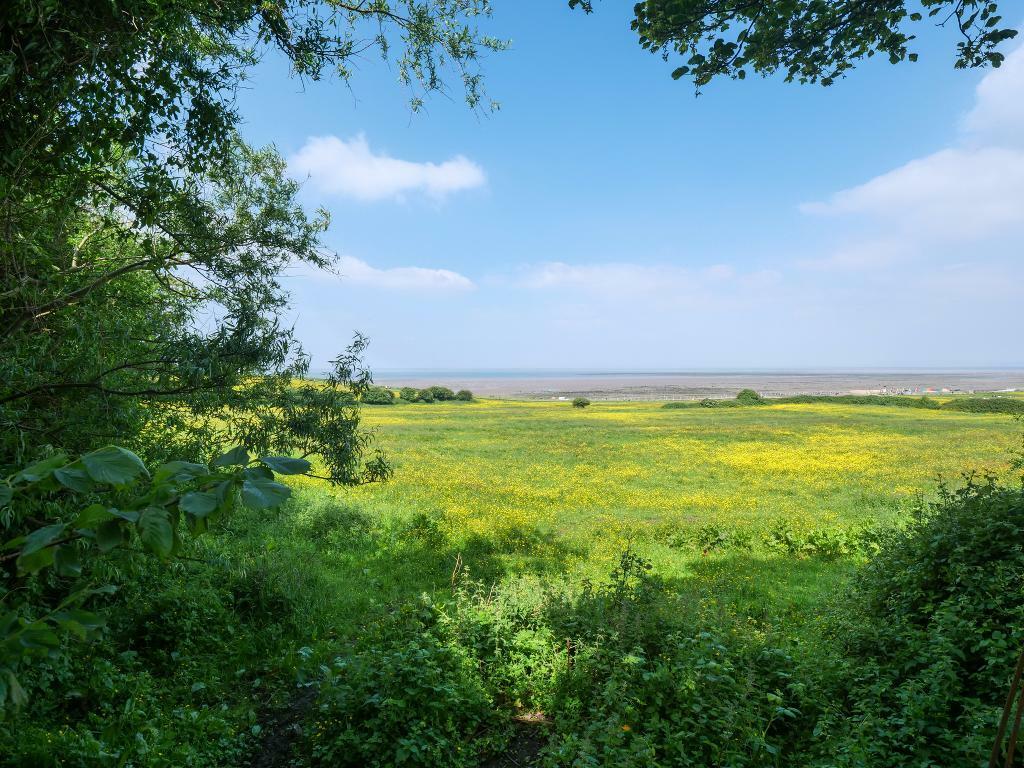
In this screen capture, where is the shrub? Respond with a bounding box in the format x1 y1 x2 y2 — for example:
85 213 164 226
426 386 456 401
361 385 395 405
735 388 766 405
399 386 419 402
942 397 1024 414
543 551 815 767
416 389 436 403
572 397 590 408
816 478 1024 765
455 389 474 401
306 598 503 768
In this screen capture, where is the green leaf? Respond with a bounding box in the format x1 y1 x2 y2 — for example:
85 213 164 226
213 446 250 467
137 507 173 558
13 453 68 484
179 491 218 518
53 545 82 577
73 503 115 529
21 523 66 556
154 461 209 483
17 546 56 574
96 520 124 553
81 446 148 486
259 456 311 475
18 626 60 650
54 463 93 492
0 486 11 507
241 477 291 509
2 669 26 707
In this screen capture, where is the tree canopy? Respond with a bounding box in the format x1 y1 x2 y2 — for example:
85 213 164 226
573 0 1018 88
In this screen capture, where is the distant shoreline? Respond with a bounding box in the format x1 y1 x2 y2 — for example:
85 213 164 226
365 369 1024 401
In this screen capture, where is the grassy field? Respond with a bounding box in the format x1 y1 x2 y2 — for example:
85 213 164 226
237 397 1021 635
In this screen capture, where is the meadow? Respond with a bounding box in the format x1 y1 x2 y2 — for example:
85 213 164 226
262 398 1021 621
5 396 1023 766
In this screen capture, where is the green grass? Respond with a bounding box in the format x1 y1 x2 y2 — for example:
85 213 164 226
232 397 1020 634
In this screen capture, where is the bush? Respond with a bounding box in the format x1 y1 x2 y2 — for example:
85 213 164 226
416 389 436 403
426 386 456 401
735 388 766 405
399 387 419 402
542 551 814 767
361 385 395 405
942 397 1024 414
455 389 473 401
306 598 503 768
816 478 1024 765
572 397 590 408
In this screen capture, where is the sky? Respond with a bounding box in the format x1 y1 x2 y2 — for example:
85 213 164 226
237 2 1024 372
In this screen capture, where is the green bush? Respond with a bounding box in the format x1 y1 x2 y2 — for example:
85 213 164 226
399 387 419 402
942 397 1024 414
572 397 590 409
306 598 503 768
455 389 474 401
361 385 395 405
735 388 766 405
426 386 456 401
542 551 814 767
816 479 1024 765
416 389 436 403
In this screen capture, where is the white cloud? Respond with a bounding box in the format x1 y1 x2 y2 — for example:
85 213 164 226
290 255 474 293
288 134 486 201
336 255 475 292
801 40 1024 262
800 147 1024 239
961 41 1024 145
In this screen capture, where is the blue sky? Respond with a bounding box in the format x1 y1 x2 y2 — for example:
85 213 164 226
237 2 1024 371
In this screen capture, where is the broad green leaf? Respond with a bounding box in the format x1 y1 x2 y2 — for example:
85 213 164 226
2 670 26 707
259 456 311 475
73 504 114 529
213 446 250 468
81 446 148 486
13 453 67 484
53 545 82 577
137 507 173 558
21 523 66 556
18 626 60 650
53 463 93 492
109 509 140 523
154 461 209 483
179 491 218 518
241 477 291 509
96 520 124 553
17 546 56 574
0 486 11 507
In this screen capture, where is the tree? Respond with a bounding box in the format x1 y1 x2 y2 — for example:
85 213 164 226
0 0 505 471
571 0 1017 88
573 397 591 408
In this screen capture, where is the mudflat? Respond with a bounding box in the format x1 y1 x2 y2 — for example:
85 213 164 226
375 370 1024 400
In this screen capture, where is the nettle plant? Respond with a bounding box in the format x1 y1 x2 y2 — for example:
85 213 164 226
0 444 308 707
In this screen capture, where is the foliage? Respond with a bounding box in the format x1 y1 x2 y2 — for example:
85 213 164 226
417 389 437 403
0 444 308 707
815 477 1024 765
305 597 504 768
400 387 421 402
582 0 1019 88
426 386 457 401
572 397 591 408
736 388 766 405
455 389 475 401
362 386 396 405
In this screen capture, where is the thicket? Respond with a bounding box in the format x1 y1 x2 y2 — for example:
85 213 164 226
362 386 396 405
